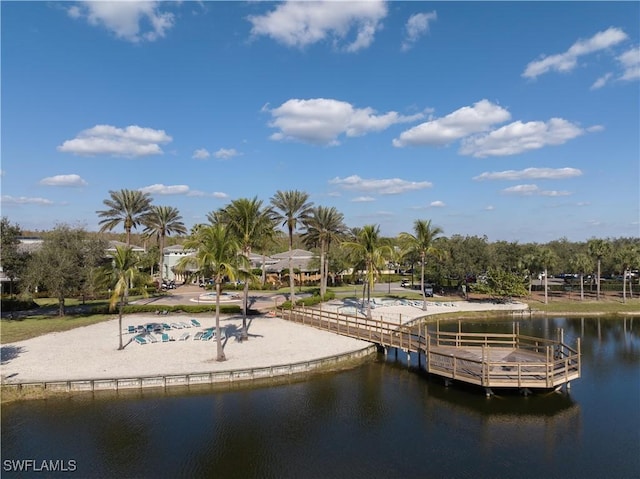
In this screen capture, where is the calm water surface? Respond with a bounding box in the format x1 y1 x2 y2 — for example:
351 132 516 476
2 317 639 479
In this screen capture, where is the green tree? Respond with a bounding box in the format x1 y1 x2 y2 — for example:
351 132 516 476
23 224 106 316
588 238 611 300
398 219 445 310
472 267 528 299
143 205 186 285
0 217 26 296
569 253 593 301
181 224 245 361
105 246 145 350
216 197 276 340
97 189 152 246
270 190 314 304
302 206 347 298
342 225 393 319
537 247 558 304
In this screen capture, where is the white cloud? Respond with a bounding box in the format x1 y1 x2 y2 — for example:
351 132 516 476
248 0 387 52
586 124 605 133
1 195 54 206
591 72 613 90
329 175 432 195
402 11 437 51
430 200 445 207
214 148 240 160
39 174 88 187
138 184 229 199
351 196 375 203
473 167 582 181
501 184 571 196
522 27 628 79
192 148 210 160
618 46 640 81
67 1 175 43
268 98 424 145
485 205 495 211
58 124 172 157
393 100 510 147
460 118 584 158
139 184 190 195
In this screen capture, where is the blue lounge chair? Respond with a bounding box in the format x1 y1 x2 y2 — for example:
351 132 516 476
127 326 135 334
190 319 201 327
162 323 171 330
161 333 170 343
201 331 213 341
134 335 147 345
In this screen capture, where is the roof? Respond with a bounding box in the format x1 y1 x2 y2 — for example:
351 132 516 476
107 240 145 252
270 249 315 259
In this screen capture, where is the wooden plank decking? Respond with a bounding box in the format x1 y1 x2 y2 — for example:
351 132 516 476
279 306 581 391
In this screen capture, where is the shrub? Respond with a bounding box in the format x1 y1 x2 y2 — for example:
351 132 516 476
90 304 242 315
1 298 39 312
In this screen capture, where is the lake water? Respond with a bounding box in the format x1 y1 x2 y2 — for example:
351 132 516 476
2 317 639 478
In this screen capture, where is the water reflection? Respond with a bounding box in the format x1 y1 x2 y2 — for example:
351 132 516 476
2 317 638 479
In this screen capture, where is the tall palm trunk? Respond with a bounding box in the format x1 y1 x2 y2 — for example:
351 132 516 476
241 281 250 340
319 241 326 298
420 254 426 311
288 226 295 304
580 273 585 301
622 268 628 303
544 268 549 304
215 281 225 361
159 232 166 285
118 300 124 350
596 259 601 300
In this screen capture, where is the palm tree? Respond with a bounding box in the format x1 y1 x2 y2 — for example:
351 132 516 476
342 225 393 319
270 190 314 305
537 247 557 304
588 239 611 300
216 197 276 340
181 224 245 361
143 205 187 286
569 253 593 301
518 252 538 296
302 206 347 298
398 219 444 310
97 189 152 246
616 245 639 303
107 246 145 350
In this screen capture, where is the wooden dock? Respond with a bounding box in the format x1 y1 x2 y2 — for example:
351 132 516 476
279 306 581 394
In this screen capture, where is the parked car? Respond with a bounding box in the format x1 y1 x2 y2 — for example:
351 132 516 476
423 284 434 297
400 279 410 287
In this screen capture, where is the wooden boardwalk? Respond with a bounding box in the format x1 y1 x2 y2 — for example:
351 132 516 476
279 306 581 393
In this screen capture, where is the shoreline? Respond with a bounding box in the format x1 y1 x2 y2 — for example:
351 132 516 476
2 299 635 403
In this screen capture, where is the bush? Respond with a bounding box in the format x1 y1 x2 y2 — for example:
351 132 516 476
90 304 242 315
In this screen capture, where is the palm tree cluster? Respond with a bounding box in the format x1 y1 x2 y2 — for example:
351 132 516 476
89 188 638 358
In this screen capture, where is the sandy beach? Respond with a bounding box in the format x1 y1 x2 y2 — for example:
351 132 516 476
1 300 528 384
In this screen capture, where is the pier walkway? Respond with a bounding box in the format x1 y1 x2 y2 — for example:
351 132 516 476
279 305 581 394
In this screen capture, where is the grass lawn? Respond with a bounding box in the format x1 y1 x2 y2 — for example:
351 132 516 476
1 314 114 344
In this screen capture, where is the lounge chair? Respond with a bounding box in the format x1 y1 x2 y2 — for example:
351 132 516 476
136 325 145 334
171 323 183 329
193 331 203 340
134 336 147 345
179 322 191 329
127 326 135 334
201 331 213 341
162 323 171 330
147 334 158 343
190 319 201 327
178 332 190 341
161 333 170 343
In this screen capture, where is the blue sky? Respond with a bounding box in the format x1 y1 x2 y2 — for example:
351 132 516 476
1 1 639 243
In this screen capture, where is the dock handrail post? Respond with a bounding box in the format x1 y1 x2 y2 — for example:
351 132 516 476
546 346 551 388
482 345 486 386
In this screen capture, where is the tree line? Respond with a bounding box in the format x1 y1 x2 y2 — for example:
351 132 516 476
2 188 639 327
